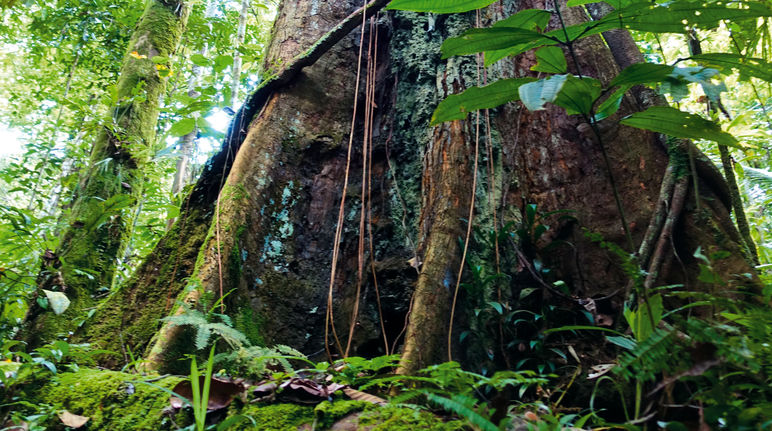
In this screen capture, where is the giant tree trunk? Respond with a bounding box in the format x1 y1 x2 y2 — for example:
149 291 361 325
21 0 190 347
79 0 757 377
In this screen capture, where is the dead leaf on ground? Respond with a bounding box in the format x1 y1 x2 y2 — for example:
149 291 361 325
58 411 89 428
1 420 28 431
587 363 615 380
170 376 245 411
277 378 344 404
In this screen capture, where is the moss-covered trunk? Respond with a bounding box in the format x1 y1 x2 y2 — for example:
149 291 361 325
77 0 757 379
20 0 190 347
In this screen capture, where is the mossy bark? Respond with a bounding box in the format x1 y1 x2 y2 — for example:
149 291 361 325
21 0 190 347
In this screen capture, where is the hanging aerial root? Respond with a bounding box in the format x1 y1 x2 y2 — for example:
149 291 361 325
644 176 689 291
638 165 677 269
326 0 370 362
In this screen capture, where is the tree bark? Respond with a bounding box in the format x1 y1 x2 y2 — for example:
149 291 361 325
21 0 190 347
78 0 758 376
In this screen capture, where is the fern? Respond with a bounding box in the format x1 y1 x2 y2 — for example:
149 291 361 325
615 327 679 382
161 307 248 350
216 344 309 380
424 392 500 431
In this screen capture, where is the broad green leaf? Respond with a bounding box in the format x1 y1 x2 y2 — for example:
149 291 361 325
386 0 497 13
566 0 598 6
532 46 567 73
431 78 535 124
519 75 568 111
594 88 624 121
620 106 739 147
660 77 690 102
213 55 233 73
442 27 550 59
190 54 208 67
691 53 772 82
544 19 616 44
603 1 772 34
492 8 551 31
169 118 196 137
42 290 70 315
554 75 602 115
670 66 721 84
605 335 637 350
700 80 727 103
663 67 725 102
624 294 663 342
483 10 552 65
609 63 674 88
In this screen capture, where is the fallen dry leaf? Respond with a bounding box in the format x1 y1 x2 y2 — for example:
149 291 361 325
58 411 89 428
277 378 345 404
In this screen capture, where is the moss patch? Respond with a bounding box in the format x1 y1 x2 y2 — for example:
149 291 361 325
231 402 314 430
357 405 466 430
313 400 369 429
37 368 184 430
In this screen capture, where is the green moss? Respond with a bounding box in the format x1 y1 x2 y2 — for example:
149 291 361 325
231 403 314 430
38 368 184 430
234 306 265 346
221 183 250 204
313 400 368 429
357 406 466 430
79 205 211 368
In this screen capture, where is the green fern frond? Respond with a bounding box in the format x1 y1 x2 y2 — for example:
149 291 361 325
161 308 208 327
743 166 772 189
194 327 211 350
424 392 499 431
616 327 677 382
206 322 248 349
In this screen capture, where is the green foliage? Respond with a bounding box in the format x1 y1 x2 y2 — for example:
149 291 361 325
531 46 568 74
357 361 551 430
190 346 216 431
386 0 498 14
431 78 535 124
424 393 498 431
216 344 310 381
622 106 739 145
690 53 772 82
161 305 248 351
518 75 568 111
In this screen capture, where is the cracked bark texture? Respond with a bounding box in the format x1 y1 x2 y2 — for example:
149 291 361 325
74 0 757 375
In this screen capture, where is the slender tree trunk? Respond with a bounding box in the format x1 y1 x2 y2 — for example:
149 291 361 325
20 0 190 347
230 0 249 109
168 0 218 235
78 0 758 376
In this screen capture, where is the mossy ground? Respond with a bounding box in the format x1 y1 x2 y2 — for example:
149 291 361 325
14 368 467 430
36 368 185 430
